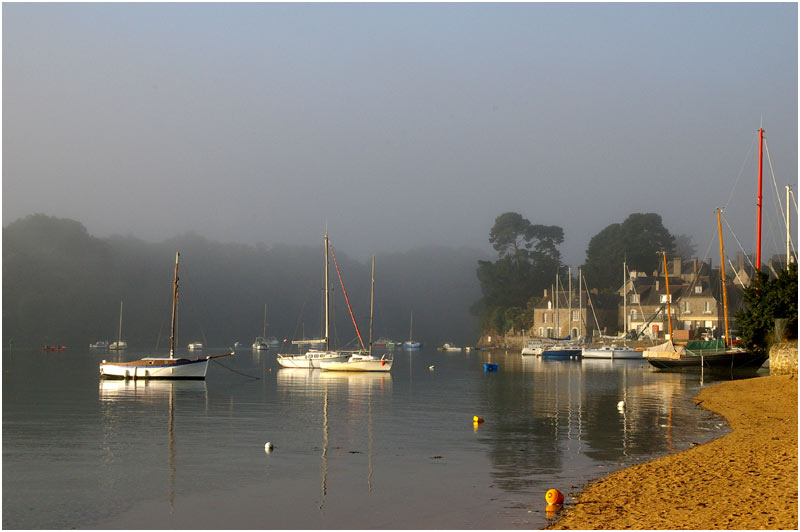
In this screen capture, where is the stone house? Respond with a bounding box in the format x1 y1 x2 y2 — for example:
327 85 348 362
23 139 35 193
530 288 619 340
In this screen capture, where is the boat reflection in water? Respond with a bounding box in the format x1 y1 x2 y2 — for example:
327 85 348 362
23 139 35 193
276 369 392 508
98 379 208 512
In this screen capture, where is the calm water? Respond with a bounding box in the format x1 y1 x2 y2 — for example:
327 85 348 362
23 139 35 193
3 346 759 529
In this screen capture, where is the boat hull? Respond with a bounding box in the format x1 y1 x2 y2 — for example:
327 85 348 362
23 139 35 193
404 342 420 350
541 349 582 359
100 358 209 379
582 348 644 359
320 358 393 372
276 351 350 369
646 351 767 371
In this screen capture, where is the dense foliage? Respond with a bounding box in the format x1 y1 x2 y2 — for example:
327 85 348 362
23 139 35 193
3 214 484 348
474 212 565 335
735 263 797 354
582 213 675 291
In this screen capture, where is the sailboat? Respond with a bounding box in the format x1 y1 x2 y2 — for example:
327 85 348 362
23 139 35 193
99 253 234 379
276 234 350 369
320 256 393 372
583 261 643 360
108 301 128 350
644 214 767 371
403 311 421 349
252 304 270 350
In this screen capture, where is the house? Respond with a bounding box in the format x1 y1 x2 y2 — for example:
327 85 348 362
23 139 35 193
530 288 619 340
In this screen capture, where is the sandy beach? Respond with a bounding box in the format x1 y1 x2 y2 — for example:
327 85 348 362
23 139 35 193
548 374 798 530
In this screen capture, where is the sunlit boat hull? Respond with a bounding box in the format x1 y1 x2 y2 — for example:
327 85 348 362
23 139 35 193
582 347 643 359
276 350 350 369
320 355 393 372
100 358 209 379
646 350 767 371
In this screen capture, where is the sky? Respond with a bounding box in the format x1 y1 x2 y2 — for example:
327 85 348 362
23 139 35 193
3 2 797 268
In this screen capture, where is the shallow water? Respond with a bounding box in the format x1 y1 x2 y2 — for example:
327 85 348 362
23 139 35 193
3 346 757 529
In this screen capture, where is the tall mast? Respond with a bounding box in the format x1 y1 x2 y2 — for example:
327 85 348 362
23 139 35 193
623 259 627 340
324 234 330 351
117 301 123 345
555 272 559 335
263 304 267 338
787 185 793 266
170 252 180 358
568 267 572 337
578 267 583 340
757 128 764 271
717 209 731 346
369 256 375 357
662 251 673 341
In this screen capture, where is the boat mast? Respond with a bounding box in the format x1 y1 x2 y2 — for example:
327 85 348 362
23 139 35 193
717 209 731 346
263 304 267 339
568 267 572 338
662 251 673 341
787 185 793 266
578 267 583 340
369 256 375 357
170 252 180 358
117 301 123 345
324 233 330 351
757 128 764 271
409 311 413 341
623 259 627 340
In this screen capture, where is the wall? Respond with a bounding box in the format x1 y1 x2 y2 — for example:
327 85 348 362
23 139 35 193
770 340 798 375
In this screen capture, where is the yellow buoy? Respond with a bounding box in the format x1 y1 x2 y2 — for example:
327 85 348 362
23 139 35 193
545 488 564 505
473 416 484 423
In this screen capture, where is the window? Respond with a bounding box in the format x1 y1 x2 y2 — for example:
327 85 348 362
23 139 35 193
538 328 543 337
683 301 691 312
695 286 703 294
546 327 553 338
661 294 672 303
703 301 712 314
631 310 638 320
630 294 640 304
543 313 548 323
571 310 579 322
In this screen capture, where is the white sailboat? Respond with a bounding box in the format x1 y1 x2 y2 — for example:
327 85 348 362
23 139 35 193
108 301 128 350
252 304 270 350
276 233 349 369
99 253 234 379
320 256 393 372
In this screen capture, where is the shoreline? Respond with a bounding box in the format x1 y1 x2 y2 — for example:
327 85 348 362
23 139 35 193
546 374 798 530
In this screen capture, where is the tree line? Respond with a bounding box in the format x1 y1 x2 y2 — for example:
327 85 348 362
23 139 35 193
473 211 677 336
3 214 484 348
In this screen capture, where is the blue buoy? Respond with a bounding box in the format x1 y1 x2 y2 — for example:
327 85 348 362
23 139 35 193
483 363 498 372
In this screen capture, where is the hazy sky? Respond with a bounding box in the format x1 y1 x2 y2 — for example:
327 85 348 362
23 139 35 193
3 3 797 267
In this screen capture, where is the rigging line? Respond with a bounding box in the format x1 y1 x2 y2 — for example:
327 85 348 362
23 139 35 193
721 211 755 270
764 142 789 232
210 357 260 380
328 244 365 351
723 132 758 211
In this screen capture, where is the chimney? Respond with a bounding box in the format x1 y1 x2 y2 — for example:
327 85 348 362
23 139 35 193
655 280 660 291
672 257 682 276
543 289 548 298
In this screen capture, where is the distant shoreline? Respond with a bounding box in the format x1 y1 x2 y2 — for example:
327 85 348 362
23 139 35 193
546 374 798 530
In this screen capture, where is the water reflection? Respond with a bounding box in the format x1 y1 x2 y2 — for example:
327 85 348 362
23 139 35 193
275 370 392 508
98 380 208 512
480 354 724 493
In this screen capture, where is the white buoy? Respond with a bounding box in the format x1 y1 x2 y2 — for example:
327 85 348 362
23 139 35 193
429 365 435 371
617 400 625 409
265 442 274 453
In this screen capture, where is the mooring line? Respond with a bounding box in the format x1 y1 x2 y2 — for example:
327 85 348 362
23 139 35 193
211 357 261 380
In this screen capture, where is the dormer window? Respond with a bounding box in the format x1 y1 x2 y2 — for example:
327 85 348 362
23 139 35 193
695 286 702 294
660 294 672 303
629 294 640 304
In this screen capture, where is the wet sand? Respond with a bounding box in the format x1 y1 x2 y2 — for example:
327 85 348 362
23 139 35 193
548 374 798 530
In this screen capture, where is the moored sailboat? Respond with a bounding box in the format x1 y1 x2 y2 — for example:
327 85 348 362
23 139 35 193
403 311 421 349
108 301 128 350
99 253 234 380
276 233 349 369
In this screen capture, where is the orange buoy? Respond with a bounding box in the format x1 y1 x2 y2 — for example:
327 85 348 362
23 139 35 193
473 416 484 424
545 503 562 517
545 488 564 505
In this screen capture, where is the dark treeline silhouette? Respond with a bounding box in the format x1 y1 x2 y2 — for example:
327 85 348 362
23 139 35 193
3 214 484 349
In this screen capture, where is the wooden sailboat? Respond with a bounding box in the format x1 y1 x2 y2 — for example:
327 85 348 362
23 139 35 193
645 214 767 371
252 304 270 350
99 253 234 379
320 256 393 372
108 301 127 350
276 233 349 368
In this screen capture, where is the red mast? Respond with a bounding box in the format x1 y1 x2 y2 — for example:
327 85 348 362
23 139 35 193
756 128 764 271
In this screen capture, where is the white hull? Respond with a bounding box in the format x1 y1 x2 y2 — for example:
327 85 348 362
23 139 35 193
582 348 644 359
99 357 210 379
109 341 128 350
276 350 349 369
320 355 393 372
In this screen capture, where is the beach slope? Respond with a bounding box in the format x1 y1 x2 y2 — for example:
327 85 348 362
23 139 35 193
548 374 798 530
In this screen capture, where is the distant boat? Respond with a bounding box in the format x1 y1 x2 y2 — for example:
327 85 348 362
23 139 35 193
582 345 643 359
320 257 393 372
89 340 109 349
108 301 127 350
42 345 66 351
403 311 421 350
276 233 350 369
541 343 582 359
440 343 462 352
252 304 270 350
99 253 233 380
188 342 204 351
521 340 545 356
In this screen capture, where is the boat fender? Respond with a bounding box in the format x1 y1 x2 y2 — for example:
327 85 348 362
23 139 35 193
264 442 274 453
381 360 386 366
473 416 484 424
545 489 564 505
